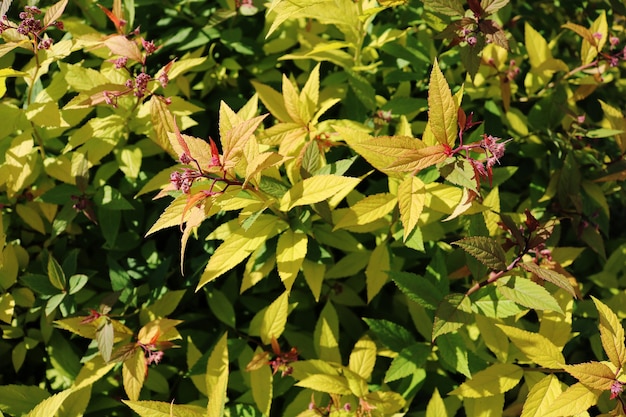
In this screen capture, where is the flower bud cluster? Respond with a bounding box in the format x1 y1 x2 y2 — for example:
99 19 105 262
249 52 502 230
170 168 203 194
0 6 63 50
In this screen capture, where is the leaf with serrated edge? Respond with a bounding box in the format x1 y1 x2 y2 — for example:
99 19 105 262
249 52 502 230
260 291 289 345
592 296 626 369
496 276 563 313
276 230 308 291
334 193 397 231
481 0 509 15
250 347 272 415
398 176 426 241
104 35 143 62
221 112 267 170
349 335 377 380
122 348 146 401
366 243 391 303
123 401 207 417
280 175 361 211
424 0 464 16
543 382 601 417
428 60 457 147
314 302 341 363
520 262 576 297
296 374 352 395
497 325 565 369
206 332 228 417
449 363 523 398
43 0 68 27
564 362 615 391
432 294 474 341
521 374 562 417
453 236 507 271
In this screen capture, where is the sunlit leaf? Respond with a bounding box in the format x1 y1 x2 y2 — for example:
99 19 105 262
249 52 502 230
428 60 457 147
497 325 565 369
591 296 626 370
449 363 523 398
206 332 228 417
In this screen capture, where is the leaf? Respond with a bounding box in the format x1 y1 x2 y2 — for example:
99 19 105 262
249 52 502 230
198 215 287 290
562 22 597 46
206 290 236 328
449 363 523 398
334 193 397 231
591 296 626 370
260 291 290 345
276 230 308 291
481 0 509 14
123 401 207 417
349 335 377 381
363 319 414 353
384 343 431 382
314 302 341 363
279 175 361 211
47 255 67 291
104 35 143 63
302 260 325 302
424 0 465 16
398 176 426 241
520 262 576 297
221 112 268 169
426 388 448 417
96 319 114 362
390 271 444 311
296 375 352 395
432 293 474 341
250 348 272 415
543 382 601 417
251 81 291 123
149 96 177 156
521 374 562 417
0 385 49 416
43 0 68 27
453 236 507 271
496 276 563 313
563 362 615 391
345 69 376 110
24 388 74 417
366 242 391 303
428 60 457 147
122 348 146 401
581 11 607 65
206 333 228 417
496 325 565 369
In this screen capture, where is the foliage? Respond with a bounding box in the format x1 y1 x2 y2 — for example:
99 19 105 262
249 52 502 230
1 0 625 416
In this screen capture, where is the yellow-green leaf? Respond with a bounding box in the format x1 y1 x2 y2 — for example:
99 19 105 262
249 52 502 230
206 332 229 417
428 59 457 147
302 260 325 302
543 382 601 417
16 204 46 235
251 80 292 123
250 348 272 416
497 325 565 369
592 296 626 369
279 175 361 211
398 176 426 241
520 262 576 297
300 63 320 123
564 361 615 391
333 193 397 231
123 400 207 417
276 230 308 291
25 389 74 417
521 374 562 417
464 394 504 417
366 243 391 303
221 111 268 170
314 302 342 363
198 215 287 290
449 363 523 398
0 293 15 324
260 291 290 345
296 374 352 395
581 11 607 65
122 348 146 401
348 335 377 380
453 236 508 271
426 388 448 417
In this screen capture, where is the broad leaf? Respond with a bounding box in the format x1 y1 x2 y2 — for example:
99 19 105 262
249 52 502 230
453 236 507 271
296 375 352 395
520 262 576 297
398 176 426 241
365 242 391 302
449 363 523 398
521 374 562 417
563 362 615 391
390 271 444 311
428 60 457 147
497 325 565 369
279 175 361 211
333 193 397 231
496 276 563 313
543 383 601 417
206 332 228 417
250 348 272 415
276 230 308 291
259 291 290 345
432 293 474 341
314 302 341 363
122 348 146 401
348 335 377 381
123 401 206 417
591 296 626 369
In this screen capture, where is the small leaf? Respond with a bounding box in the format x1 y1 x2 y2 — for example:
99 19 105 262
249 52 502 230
424 0 465 16
449 363 523 398
260 291 290 345
591 296 626 370
276 230 308 291
428 60 457 147
47 255 67 291
563 362 615 391
426 388 448 417
333 193 397 231
296 375 352 395
123 401 207 417
453 236 507 271
104 35 143 63
43 0 68 27
363 319 415 353
398 176 426 241
365 242 391 303
520 262 576 297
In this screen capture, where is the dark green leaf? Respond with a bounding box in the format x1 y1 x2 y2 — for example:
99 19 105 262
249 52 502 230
453 236 508 271
390 271 444 310
432 293 474 341
384 343 431 382
363 318 414 353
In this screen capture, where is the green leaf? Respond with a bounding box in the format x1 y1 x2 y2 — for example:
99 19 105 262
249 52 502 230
365 242 391 302
333 193 397 231
426 388 448 417
123 401 207 417
0 385 50 416
207 332 229 417
497 325 565 369
207 290 236 328
363 318 414 353
520 262 576 297
432 294 474 341
496 276 563 313
449 363 523 398
390 271 444 311
296 374 352 395
259 291 290 345
47 255 67 291
453 236 507 271
521 374 562 417
384 343 431 382
314 302 342 363
424 0 465 16
279 175 361 211
428 60 457 147
345 69 376 110
250 348 272 415
93 185 133 210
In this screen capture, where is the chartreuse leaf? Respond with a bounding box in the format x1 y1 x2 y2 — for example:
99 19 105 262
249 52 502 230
366 242 391 303
333 193 397 231
221 111 268 170
398 176 426 241
538 289 573 349
482 0 510 14
449 364 523 398
453 236 507 271
592 296 626 369
250 347 272 416
280 175 361 211
521 374 562 417
296 374 352 395
428 59 457 147
251 80 292 123
122 348 146 401
282 74 306 125
348 335 377 380
47 255 67 291
497 325 565 369
0 385 50 416
426 388 448 417
123 401 206 417
432 294 474 341
496 276 563 313
259 291 290 345
207 332 228 417
581 10 607 65
563 361 615 391
520 262 576 297
198 214 287 290
276 230 308 291
474 315 509 363
314 302 341 363
300 63 320 123
464 394 504 417
0 293 14 323
302 260 325 302
599 100 626 153
96 318 114 362
543 382 601 417
385 343 431 382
